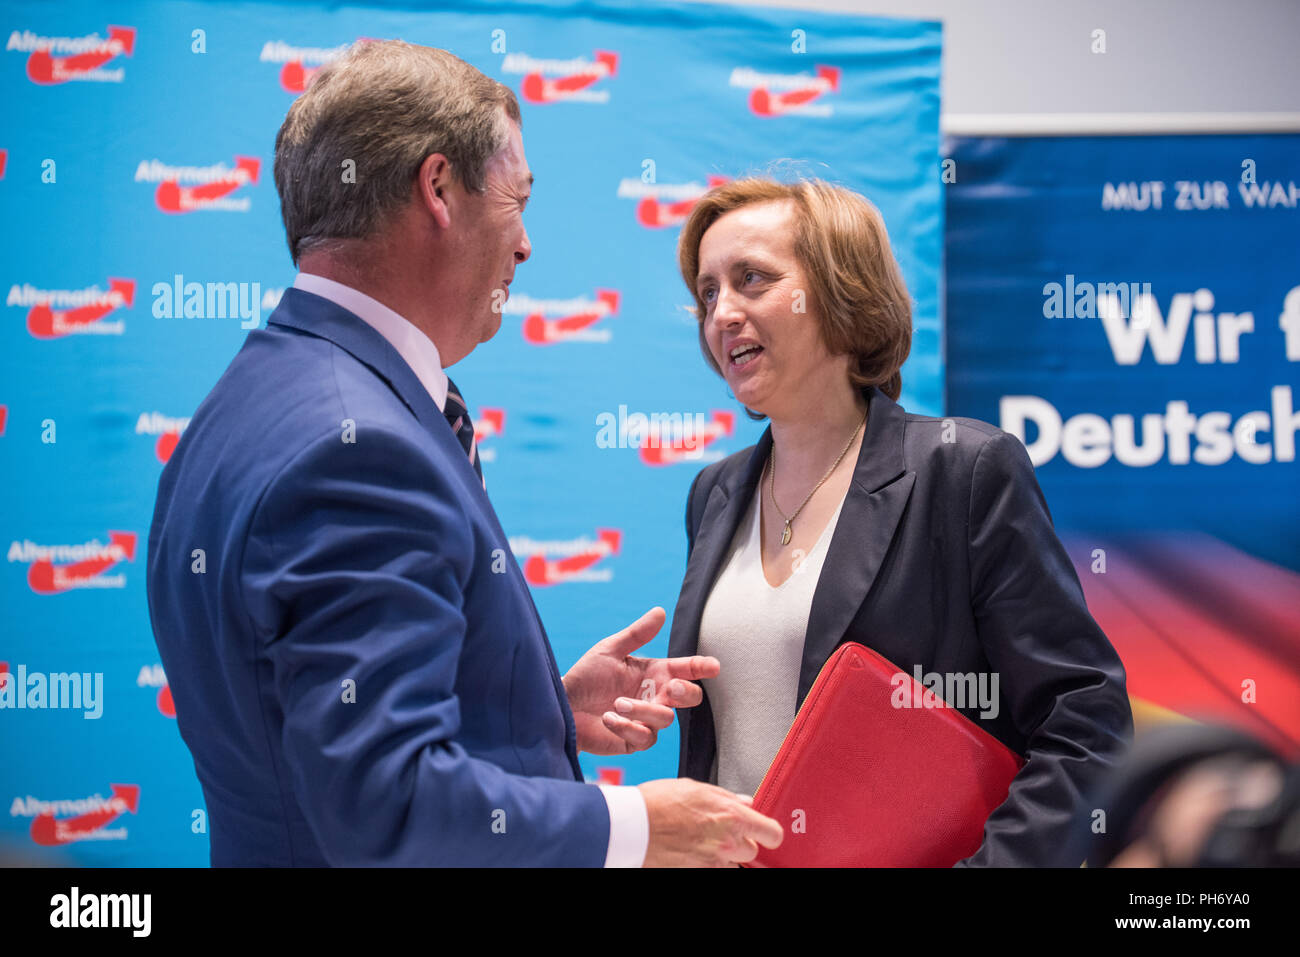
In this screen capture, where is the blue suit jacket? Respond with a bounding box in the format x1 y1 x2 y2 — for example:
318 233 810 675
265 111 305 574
669 385 1134 866
146 288 609 866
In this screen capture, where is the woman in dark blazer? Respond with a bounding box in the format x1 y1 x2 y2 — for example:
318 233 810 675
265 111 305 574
669 177 1133 866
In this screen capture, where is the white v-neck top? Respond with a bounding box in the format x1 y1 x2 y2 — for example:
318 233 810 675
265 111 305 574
697 483 847 796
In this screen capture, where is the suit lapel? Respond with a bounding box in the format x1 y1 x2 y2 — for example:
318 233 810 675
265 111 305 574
271 288 450 441
270 288 585 777
798 387 915 705
272 290 504 536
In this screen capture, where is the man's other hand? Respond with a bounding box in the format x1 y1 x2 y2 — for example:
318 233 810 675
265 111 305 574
637 779 784 867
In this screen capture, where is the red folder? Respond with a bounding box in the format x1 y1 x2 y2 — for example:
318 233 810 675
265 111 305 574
746 641 1025 867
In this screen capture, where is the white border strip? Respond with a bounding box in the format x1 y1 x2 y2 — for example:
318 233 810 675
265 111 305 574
941 112 1300 136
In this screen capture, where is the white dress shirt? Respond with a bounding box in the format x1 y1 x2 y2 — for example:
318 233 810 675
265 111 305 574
290 272 649 867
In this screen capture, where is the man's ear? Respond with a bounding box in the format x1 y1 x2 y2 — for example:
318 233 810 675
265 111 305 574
416 153 453 231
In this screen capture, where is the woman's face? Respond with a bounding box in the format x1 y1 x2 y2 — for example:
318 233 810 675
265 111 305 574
695 199 837 419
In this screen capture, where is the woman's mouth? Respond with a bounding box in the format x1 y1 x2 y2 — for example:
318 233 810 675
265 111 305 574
728 343 764 369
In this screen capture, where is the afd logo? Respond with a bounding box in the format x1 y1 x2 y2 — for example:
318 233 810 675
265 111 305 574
505 289 620 344
8 532 137 594
258 39 351 94
134 156 260 213
137 664 174 718
594 407 735 464
8 278 134 339
730 65 841 118
136 412 189 463
10 786 139 845
135 411 189 463
510 530 621 586
637 410 735 467
617 176 730 229
7 26 135 84
474 408 504 463
501 50 617 104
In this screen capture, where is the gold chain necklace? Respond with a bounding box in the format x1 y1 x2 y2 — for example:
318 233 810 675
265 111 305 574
767 413 866 546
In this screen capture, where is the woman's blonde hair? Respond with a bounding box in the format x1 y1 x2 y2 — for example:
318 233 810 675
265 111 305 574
677 177 912 404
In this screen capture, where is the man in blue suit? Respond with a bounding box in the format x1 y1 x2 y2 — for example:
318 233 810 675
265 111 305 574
146 40 782 867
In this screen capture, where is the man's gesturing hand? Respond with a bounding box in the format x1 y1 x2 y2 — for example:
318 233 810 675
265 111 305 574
562 606 720 755
638 779 784 867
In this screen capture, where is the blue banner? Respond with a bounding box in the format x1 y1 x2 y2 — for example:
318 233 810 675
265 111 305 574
945 133 1300 760
0 0 942 864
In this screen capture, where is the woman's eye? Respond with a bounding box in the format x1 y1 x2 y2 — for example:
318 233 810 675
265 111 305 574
702 287 716 303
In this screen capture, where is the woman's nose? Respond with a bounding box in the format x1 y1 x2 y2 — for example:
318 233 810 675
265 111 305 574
713 285 744 324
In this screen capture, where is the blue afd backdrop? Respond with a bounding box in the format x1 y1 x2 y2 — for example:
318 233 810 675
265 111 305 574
946 134 1300 759
0 0 942 864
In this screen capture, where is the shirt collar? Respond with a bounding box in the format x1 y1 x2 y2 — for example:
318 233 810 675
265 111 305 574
292 272 450 413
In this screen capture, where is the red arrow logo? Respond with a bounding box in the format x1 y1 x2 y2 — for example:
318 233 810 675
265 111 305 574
280 60 322 94
639 410 735 466
0 405 7 436
520 50 617 104
27 531 137 595
522 289 620 344
154 430 181 463
155 156 260 213
749 65 840 117
30 784 140 845
636 176 729 229
523 529 621 586
474 408 505 440
26 26 135 85
157 684 176 718
0 149 7 179
26 278 134 339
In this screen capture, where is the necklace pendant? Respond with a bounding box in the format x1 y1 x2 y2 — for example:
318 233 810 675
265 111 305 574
781 521 792 546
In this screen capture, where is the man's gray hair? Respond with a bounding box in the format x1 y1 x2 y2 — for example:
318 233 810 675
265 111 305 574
273 40 522 265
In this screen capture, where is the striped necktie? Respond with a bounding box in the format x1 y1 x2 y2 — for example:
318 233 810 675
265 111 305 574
443 377 483 486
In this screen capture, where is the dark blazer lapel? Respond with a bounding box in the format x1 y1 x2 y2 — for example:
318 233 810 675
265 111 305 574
798 387 916 706
667 429 771 660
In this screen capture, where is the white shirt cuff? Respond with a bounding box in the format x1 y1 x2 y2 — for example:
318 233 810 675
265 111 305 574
598 784 649 867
